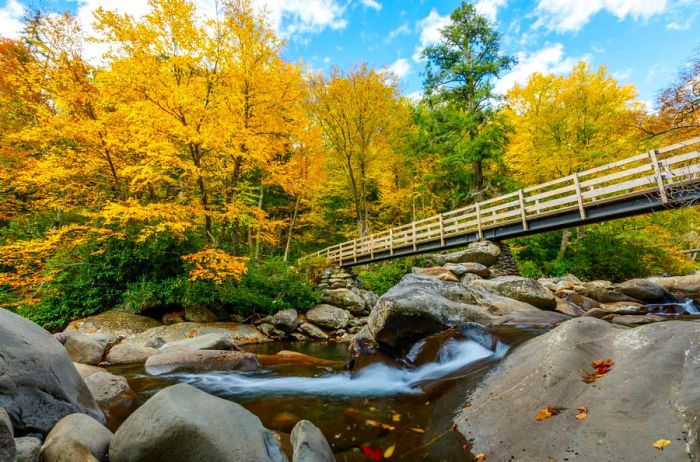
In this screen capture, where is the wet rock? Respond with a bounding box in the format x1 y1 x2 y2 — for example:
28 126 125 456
610 314 666 326
563 293 600 311
0 309 104 434
357 289 378 310
106 343 159 364
599 301 646 315
15 436 41 462
145 349 260 375
488 309 571 329
435 241 501 266
158 332 242 353
40 414 112 462
109 383 287 462
291 420 335 462
412 266 460 282
271 309 300 333
583 307 611 318
649 273 700 294
290 332 309 341
1 407 15 462
64 310 161 337
121 322 270 347
321 289 367 314
259 323 288 339
84 371 134 411
345 327 399 371
580 280 614 291
554 298 585 317
456 318 700 461
306 305 352 330
616 278 671 303
298 322 329 340
469 277 557 310
63 333 109 365
184 304 218 323
581 287 639 304
73 362 107 379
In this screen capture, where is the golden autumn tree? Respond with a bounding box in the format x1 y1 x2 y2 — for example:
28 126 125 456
309 64 412 237
504 61 646 184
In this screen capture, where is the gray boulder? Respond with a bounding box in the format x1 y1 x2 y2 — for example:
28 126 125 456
616 278 671 303
291 420 335 462
145 350 259 375
1 407 15 462
15 436 41 462
109 383 287 462
183 304 218 323
0 309 104 434
40 413 112 462
158 332 242 354
435 241 501 266
470 277 556 310
73 362 107 379
581 287 639 304
270 309 300 333
258 323 288 340
456 318 700 461
84 371 134 410
64 310 160 337
321 289 366 315
120 322 270 347
63 333 109 365
306 305 352 330
106 343 159 364
298 323 329 340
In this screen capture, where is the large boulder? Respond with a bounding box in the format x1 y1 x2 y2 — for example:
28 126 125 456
183 305 218 323
84 371 134 411
298 323 329 340
305 305 352 330
105 343 159 365
367 274 533 354
158 332 242 354
121 322 270 347
581 287 640 304
63 333 109 365
0 309 104 434
321 289 367 314
649 273 700 294
270 309 300 333
456 318 700 461
1 407 15 462
435 241 501 266
40 414 112 462
469 276 557 310
145 350 260 375
64 310 160 337
109 383 287 462
616 278 671 303
291 420 335 462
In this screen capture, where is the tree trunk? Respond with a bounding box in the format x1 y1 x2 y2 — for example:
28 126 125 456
558 228 572 260
255 185 264 261
284 196 301 262
472 159 484 200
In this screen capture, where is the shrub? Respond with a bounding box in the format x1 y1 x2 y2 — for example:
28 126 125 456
359 258 414 295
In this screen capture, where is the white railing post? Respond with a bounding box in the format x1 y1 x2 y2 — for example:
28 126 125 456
476 202 483 239
518 189 528 230
438 214 445 247
369 234 374 260
389 229 394 256
353 239 357 263
573 172 586 219
412 221 417 251
649 149 669 203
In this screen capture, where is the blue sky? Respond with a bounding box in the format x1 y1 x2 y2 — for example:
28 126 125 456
1 0 699 105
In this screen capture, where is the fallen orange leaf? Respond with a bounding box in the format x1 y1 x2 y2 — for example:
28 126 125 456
381 423 395 431
536 405 560 421
575 406 588 420
383 444 396 458
653 439 672 450
410 427 425 434
365 419 380 427
474 454 486 461
391 414 401 422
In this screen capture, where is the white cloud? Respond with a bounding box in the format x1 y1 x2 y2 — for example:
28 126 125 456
359 0 382 11
533 0 668 33
406 90 423 102
0 0 26 39
256 0 348 38
384 23 410 43
667 13 695 30
474 0 508 23
493 43 586 94
612 68 632 81
412 9 450 62
384 57 411 79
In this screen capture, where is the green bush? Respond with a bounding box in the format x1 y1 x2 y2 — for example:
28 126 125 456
359 258 414 295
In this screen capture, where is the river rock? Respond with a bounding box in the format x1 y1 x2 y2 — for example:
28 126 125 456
73 362 106 379
610 314 666 326
109 383 287 462
63 333 109 365
367 274 533 354
106 343 159 364
306 305 352 330
321 289 366 314
145 349 260 375
40 413 112 462
435 241 501 266
616 278 671 303
298 323 329 340
412 266 460 282
456 318 700 461
469 276 557 310
487 309 571 329
184 304 218 323
0 309 104 434
1 407 15 462
84 371 134 410
443 262 490 278
121 322 270 347
599 301 646 314
581 287 639 304
158 332 242 353
64 310 161 337
554 298 585 317
291 420 335 462
271 309 300 333
357 289 379 310
15 436 41 462
649 273 700 294
563 293 600 311
259 323 288 340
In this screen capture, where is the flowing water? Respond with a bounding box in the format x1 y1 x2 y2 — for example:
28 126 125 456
107 327 540 461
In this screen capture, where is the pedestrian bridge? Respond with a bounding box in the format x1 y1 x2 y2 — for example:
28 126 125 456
305 137 700 267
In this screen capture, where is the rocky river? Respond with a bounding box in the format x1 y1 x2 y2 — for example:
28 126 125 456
1 241 700 461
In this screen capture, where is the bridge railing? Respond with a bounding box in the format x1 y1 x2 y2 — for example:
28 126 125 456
305 137 700 265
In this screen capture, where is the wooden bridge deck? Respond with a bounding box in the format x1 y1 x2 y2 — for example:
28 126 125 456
305 137 700 267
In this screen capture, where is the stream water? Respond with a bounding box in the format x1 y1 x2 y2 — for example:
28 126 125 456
107 327 540 461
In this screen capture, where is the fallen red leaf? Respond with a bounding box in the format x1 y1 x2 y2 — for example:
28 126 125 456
361 445 382 461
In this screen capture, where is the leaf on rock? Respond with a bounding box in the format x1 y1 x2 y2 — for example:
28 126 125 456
383 444 396 458
536 405 560 421
391 413 401 422
365 419 380 427
575 406 588 420
360 445 383 461
381 423 395 431
653 439 672 450
592 358 614 375
474 454 486 461
410 427 425 434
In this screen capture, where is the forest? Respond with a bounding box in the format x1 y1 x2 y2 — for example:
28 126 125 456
1 0 699 329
